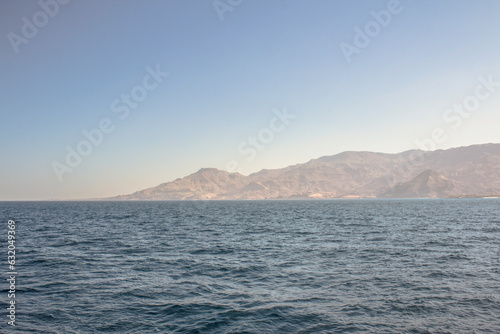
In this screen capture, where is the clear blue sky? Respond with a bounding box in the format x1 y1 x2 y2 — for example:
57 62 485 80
1 0 500 200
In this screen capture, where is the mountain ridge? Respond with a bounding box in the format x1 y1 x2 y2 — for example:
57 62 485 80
110 143 500 200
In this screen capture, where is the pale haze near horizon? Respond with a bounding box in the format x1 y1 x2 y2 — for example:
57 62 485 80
1 0 500 200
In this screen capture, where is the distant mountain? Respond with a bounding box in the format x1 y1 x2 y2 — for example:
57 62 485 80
381 170 456 198
110 143 500 200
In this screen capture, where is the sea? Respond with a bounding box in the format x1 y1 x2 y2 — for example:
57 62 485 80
1 199 499 333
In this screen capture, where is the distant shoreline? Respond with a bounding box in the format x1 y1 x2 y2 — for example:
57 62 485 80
2 196 499 202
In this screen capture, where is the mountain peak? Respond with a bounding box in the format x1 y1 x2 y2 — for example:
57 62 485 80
195 168 221 174
381 170 456 198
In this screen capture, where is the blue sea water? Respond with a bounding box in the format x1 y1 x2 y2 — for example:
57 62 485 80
1 199 499 333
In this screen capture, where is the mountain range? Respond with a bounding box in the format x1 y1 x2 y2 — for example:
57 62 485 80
111 143 500 200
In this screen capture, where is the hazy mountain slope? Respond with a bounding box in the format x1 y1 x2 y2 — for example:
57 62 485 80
111 144 500 200
381 170 457 198
248 150 423 197
414 144 500 194
113 168 247 200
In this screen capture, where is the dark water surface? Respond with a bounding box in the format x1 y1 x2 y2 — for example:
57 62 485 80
1 199 499 333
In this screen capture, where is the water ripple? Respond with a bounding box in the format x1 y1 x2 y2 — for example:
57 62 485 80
0 199 499 333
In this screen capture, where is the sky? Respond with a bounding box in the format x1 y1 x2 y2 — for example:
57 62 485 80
1 0 500 200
